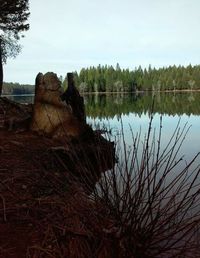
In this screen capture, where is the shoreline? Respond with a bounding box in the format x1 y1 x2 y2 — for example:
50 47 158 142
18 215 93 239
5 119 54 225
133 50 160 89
81 89 200 95
2 89 200 97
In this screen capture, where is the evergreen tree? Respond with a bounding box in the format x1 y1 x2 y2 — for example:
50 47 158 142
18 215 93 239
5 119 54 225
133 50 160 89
0 0 30 95
64 64 200 93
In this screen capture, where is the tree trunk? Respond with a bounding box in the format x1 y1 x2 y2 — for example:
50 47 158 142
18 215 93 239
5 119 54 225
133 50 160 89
61 73 86 122
0 39 3 96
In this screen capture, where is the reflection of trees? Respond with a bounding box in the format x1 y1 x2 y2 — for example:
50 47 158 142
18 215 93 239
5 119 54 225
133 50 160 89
85 93 140 119
188 92 195 102
85 92 200 119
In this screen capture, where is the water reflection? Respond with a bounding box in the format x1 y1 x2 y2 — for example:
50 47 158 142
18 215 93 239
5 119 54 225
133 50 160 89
85 93 200 167
2 94 35 104
85 92 200 118
5 92 200 117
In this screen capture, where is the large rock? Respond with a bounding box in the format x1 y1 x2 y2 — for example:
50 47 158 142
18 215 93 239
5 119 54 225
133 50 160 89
30 72 85 138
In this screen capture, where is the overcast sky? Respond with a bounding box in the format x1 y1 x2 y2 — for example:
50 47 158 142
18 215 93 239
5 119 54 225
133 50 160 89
4 0 200 84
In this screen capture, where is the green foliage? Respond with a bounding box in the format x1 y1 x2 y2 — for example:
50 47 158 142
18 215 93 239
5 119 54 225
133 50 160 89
0 0 30 63
70 64 200 93
72 64 135 93
2 81 34 95
0 0 30 95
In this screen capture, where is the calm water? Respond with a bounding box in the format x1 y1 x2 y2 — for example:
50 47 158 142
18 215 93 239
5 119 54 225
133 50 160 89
5 92 200 164
85 92 200 163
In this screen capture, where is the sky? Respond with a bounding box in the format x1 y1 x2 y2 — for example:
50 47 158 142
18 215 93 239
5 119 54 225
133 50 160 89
4 0 200 84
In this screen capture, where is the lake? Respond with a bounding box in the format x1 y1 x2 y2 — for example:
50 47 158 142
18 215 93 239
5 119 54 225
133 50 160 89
85 92 200 163
5 92 200 165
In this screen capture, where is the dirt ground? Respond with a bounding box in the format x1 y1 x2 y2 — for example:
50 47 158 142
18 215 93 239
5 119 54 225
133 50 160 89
0 130 116 258
0 95 116 258
0 131 64 258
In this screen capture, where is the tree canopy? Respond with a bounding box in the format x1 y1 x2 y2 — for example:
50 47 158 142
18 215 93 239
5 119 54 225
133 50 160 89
0 0 30 95
66 64 200 93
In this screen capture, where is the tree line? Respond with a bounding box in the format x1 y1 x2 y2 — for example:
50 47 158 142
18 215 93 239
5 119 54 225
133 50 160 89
63 64 200 93
2 82 34 95
3 63 200 95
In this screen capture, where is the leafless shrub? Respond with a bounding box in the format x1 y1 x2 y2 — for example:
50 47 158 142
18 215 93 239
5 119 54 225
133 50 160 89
91 114 200 258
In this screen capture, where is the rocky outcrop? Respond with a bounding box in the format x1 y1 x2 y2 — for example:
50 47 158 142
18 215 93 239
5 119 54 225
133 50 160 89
30 72 86 139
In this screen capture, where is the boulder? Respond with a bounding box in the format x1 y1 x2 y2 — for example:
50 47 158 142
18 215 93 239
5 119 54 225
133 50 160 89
30 72 85 139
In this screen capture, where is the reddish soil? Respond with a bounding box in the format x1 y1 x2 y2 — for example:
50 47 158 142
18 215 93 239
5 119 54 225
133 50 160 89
0 131 63 258
0 130 116 258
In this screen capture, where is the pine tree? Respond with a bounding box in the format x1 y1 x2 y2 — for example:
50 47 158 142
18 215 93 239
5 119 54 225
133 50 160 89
0 0 30 95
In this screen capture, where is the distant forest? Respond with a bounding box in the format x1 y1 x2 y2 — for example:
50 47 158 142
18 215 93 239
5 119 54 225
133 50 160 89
68 64 200 93
2 64 200 95
2 82 35 95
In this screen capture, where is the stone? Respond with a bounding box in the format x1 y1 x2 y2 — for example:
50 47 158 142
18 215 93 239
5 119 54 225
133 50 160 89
30 72 85 139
